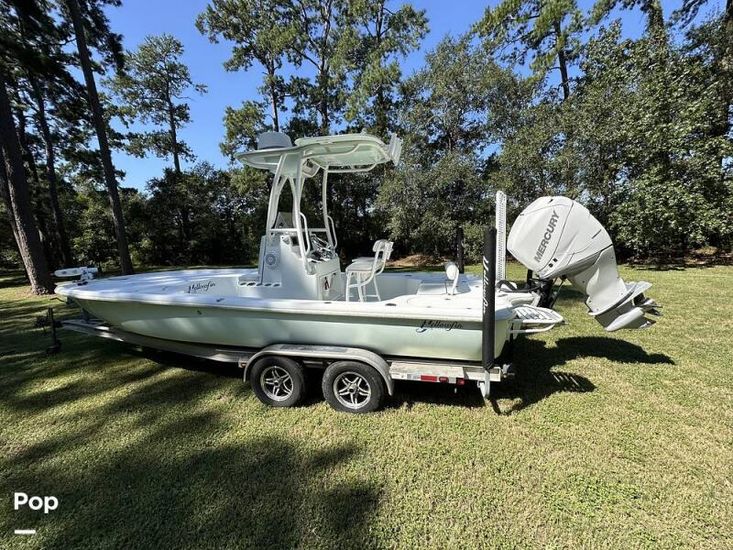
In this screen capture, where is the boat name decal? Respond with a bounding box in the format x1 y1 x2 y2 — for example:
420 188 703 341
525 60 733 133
534 210 560 263
187 280 216 294
416 320 464 333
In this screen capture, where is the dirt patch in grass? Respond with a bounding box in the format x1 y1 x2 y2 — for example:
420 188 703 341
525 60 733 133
388 253 446 268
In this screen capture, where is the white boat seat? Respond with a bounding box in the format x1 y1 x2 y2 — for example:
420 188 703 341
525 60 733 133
345 239 393 302
346 259 385 273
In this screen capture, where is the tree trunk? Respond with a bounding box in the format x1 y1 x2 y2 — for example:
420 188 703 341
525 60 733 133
14 102 59 270
30 77 73 266
319 96 329 134
553 20 571 101
373 2 389 137
455 225 465 273
0 74 54 294
0 148 26 279
266 63 280 132
643 0 674 185
167 99 181 174
66 0 133 274
719 0 733 153
317 66 330 134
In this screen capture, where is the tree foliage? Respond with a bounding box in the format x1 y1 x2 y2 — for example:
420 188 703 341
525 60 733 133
378 38 514 263
109 34 207 173
342 0 428 135
1 0 732 283
476 0 584 100
197 0 291 132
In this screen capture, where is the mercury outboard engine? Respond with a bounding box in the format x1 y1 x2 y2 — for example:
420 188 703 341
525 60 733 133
507 196 661 331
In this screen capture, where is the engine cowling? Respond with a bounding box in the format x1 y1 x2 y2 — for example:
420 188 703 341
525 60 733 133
507 197 661 331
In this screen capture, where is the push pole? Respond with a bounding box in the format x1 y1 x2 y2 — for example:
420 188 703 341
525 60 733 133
482 227 497 373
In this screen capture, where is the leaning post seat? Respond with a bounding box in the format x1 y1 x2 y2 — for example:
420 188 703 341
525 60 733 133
345 240 394 302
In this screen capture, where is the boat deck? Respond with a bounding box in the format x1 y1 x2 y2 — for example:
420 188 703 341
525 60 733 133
56 268 524 323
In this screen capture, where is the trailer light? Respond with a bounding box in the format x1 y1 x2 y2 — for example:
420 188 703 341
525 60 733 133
420 375 438 383
438 376 449 383
456 378 465 386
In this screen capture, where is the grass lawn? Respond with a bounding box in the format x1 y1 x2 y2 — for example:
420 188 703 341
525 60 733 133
0 264 731 549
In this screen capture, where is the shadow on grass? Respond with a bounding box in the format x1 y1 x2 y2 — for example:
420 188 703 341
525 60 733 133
5 403 378 548
1 329 674 418
492 336 674 415
554 286 586 303
0 270 29 289
133 347 243 380
0 300 59 322
388 380 487 410
2 342 380 547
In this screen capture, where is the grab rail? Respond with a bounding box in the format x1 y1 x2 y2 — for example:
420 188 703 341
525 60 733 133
327 215 338 249
300 212 311 255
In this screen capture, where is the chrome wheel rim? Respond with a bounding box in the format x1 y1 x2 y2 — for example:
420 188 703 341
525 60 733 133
260 366 293 401
333 372 371 409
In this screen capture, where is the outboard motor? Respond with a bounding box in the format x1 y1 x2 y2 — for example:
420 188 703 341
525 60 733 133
507 197 661 331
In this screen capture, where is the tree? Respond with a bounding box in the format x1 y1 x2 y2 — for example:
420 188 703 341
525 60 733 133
141 163 268 266
538 19 733 257
7 0 79 268
11 90 58 268
476 0 584 101
109 34 207 174
675 0 733 191
475 1 586 213
591 0 668 40
26 73 76 267
283 0 353 134
0 75 54 293
380 38 514 264
343 0 428 136
63 0 133 274
0 0 54 293
0 149 22 267
197 0 290 132
220 100 266 161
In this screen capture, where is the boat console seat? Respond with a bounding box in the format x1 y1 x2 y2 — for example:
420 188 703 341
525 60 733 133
345 239 393 302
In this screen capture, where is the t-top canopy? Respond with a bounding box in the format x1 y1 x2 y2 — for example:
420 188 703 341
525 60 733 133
238 133 402 177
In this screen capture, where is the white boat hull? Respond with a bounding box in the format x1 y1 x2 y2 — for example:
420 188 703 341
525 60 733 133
72 297 511 362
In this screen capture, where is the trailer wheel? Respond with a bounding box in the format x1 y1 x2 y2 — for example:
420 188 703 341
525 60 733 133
250 356 306 408
322 361 385 413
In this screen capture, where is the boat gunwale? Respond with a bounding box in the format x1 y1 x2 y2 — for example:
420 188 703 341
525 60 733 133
59 290 514 323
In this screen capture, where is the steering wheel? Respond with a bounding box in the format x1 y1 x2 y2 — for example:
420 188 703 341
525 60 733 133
308 233 336 260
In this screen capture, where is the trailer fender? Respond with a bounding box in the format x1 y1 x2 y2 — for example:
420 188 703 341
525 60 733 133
242 344 394 396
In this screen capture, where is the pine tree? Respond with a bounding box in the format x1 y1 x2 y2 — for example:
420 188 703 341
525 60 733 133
0 0 54 293
63 0 133 274
108 34 206 175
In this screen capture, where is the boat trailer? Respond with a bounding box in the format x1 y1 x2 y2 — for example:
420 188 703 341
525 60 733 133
60 318 514 405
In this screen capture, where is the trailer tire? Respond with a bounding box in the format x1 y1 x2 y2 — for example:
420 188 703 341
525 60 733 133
250 356 306 408
322 361 385 413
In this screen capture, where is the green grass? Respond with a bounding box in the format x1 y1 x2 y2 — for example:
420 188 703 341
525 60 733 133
1 264 731 548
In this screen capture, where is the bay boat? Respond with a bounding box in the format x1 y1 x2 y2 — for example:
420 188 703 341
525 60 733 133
55 132 661 411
